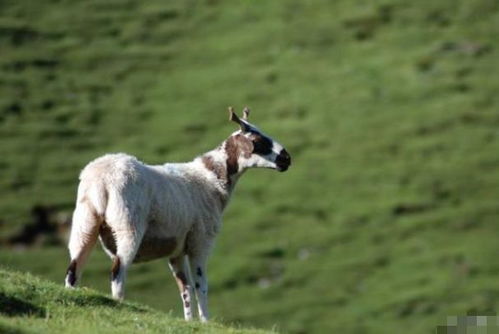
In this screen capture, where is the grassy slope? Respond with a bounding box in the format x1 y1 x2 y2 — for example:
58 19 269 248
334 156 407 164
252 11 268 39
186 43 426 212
1 0 499 333
0 268 270 334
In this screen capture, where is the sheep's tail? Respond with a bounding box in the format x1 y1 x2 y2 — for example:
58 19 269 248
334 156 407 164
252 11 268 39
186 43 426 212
65 180 107 287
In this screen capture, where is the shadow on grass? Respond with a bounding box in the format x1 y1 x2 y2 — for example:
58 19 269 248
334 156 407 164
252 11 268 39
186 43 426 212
0 292 45 317
62 293 148 313
0 323 28 334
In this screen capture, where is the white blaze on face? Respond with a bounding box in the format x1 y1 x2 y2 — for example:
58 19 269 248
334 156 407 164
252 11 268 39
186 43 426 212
270 140 285 158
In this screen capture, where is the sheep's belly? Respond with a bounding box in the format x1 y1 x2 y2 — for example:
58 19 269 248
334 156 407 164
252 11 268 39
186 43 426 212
134 236 178 263
98 223 180 263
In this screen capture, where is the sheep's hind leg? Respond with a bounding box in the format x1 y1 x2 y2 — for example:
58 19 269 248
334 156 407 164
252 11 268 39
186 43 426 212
168 255 195 320
111 228 143 301
65 202 101 288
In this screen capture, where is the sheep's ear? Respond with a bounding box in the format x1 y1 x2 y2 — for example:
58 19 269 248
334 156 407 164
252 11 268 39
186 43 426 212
242 107 250 121
228 106 240 123
228 106 249 132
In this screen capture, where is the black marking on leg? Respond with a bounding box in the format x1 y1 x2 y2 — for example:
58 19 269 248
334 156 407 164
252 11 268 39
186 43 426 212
196 267 203 277
175 271 188 286
195 282 200 289
66 260 77 286
181 289 190 308
111 257 121 281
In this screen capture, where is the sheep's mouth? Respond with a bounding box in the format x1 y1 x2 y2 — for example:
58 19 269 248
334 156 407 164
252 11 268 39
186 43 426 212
275 150 291 172
275 149 291 172
276 162 290 172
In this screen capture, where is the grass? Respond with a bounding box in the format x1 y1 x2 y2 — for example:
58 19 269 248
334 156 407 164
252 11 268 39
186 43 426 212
0 267 270 334
1 0 499 333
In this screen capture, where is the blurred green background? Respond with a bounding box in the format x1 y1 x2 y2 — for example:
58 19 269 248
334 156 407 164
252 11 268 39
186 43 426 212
1 0 499 333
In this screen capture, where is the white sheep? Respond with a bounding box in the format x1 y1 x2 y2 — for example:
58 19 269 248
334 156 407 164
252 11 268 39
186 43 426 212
64 107 291 322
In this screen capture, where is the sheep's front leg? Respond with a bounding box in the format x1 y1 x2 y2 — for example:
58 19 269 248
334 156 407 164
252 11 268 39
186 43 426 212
169 256 195 320
189 254 209 322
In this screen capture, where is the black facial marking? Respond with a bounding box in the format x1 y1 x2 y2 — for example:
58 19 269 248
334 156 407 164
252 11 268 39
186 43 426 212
276 148 291 171
196 267 203 277
251 131 273 155
195 282 200 289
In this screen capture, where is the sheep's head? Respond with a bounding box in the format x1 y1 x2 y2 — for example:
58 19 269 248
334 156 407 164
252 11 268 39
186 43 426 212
226 106 291 173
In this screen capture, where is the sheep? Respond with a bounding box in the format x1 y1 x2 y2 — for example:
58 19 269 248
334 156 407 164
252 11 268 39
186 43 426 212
64 107 291 322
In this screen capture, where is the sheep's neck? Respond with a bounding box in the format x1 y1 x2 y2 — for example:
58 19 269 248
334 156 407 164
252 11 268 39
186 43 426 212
200 146 248 198
200 153 235 188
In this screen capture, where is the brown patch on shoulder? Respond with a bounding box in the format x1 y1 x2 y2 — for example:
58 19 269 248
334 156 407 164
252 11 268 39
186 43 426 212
133 236 177 263
225 136 239 178
225 134 253 179
111 256 120 280
201 155 230 207
202 155 227 181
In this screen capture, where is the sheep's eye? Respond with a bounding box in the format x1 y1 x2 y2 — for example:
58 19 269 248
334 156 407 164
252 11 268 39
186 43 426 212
252 134 273 155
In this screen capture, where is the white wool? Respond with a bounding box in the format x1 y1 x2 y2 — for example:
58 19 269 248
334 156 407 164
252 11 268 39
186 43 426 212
74 153 225 258
65 114 291 323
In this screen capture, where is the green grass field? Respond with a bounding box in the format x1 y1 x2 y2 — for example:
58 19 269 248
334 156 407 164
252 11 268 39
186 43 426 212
1 0 499 333
0 268 271 334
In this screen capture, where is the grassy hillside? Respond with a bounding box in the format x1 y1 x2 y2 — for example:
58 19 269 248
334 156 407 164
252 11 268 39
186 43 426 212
1 0 499 333
0 268 270 334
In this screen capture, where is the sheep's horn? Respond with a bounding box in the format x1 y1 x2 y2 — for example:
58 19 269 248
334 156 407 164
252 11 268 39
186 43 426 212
242 107 250 120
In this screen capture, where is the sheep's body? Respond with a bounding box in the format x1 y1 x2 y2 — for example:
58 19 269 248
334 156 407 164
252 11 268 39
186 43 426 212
75 153 224 263
64 108 291 322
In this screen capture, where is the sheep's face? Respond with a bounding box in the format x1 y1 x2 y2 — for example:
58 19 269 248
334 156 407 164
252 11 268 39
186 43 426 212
238 129 290 172
227 107 291 173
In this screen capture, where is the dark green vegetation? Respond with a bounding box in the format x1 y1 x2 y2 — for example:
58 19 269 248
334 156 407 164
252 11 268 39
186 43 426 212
0 268 270 334
1 0 499 333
